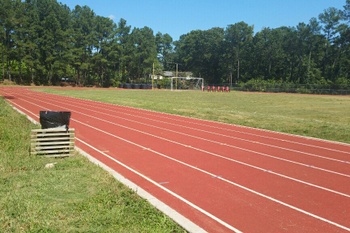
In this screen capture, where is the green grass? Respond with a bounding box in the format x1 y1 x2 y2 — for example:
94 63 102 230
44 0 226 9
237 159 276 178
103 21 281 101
0 97 185 233
38 88 350 144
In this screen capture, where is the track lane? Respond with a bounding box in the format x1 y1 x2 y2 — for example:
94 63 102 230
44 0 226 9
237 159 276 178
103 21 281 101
73 122 343 233
17 89 350 173
19 88 350 163
68 91 350 155
17 89 350 191
30 89 350 162
2 86 350 232
18 93 349 227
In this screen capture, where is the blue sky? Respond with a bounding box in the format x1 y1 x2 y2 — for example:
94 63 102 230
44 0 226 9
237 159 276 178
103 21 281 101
58 0 346 40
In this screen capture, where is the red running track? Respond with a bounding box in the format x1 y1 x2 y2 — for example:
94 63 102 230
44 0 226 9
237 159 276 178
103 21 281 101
1 86 350 233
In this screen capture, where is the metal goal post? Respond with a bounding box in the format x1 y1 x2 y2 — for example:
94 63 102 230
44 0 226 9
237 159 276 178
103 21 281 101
170 77 204 91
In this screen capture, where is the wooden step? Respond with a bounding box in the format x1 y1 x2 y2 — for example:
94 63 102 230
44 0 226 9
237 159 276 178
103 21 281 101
30 128 75 157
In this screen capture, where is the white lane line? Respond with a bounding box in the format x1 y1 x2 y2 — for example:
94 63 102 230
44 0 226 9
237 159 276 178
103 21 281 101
11 94 350 199
5 91 350 232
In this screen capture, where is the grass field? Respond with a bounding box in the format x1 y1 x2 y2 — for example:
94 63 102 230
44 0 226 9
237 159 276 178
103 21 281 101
0 97 185 232
38 88 350 144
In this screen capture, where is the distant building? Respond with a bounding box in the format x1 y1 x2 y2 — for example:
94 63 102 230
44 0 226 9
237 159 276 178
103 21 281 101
163 71 174 77
152 71 193 80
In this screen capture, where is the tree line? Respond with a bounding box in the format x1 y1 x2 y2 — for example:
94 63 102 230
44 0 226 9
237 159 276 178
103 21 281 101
1 0 349 90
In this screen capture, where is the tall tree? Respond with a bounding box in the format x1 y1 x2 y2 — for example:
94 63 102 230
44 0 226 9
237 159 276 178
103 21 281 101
92 15 116 87
127 27 157 82
71 5 96 85
174 28 226 84
155 32 173 70
174 30 204 75
115 18 131 82
345 0 350 23
339 0 350 81
0 0 18 80
224 22 254 85
251 27 286 81
319 7 344 81
11 0 28 83
303 18 325 83
20 0 42 84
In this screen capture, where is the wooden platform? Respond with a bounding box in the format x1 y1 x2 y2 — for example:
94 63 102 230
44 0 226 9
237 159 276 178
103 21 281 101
30 128 75 157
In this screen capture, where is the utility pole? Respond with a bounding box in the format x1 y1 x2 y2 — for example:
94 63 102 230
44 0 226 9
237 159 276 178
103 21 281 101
237 59 240 84
176 63 178 77
175 63 178 90
166 62 182 90
152 62 155 90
